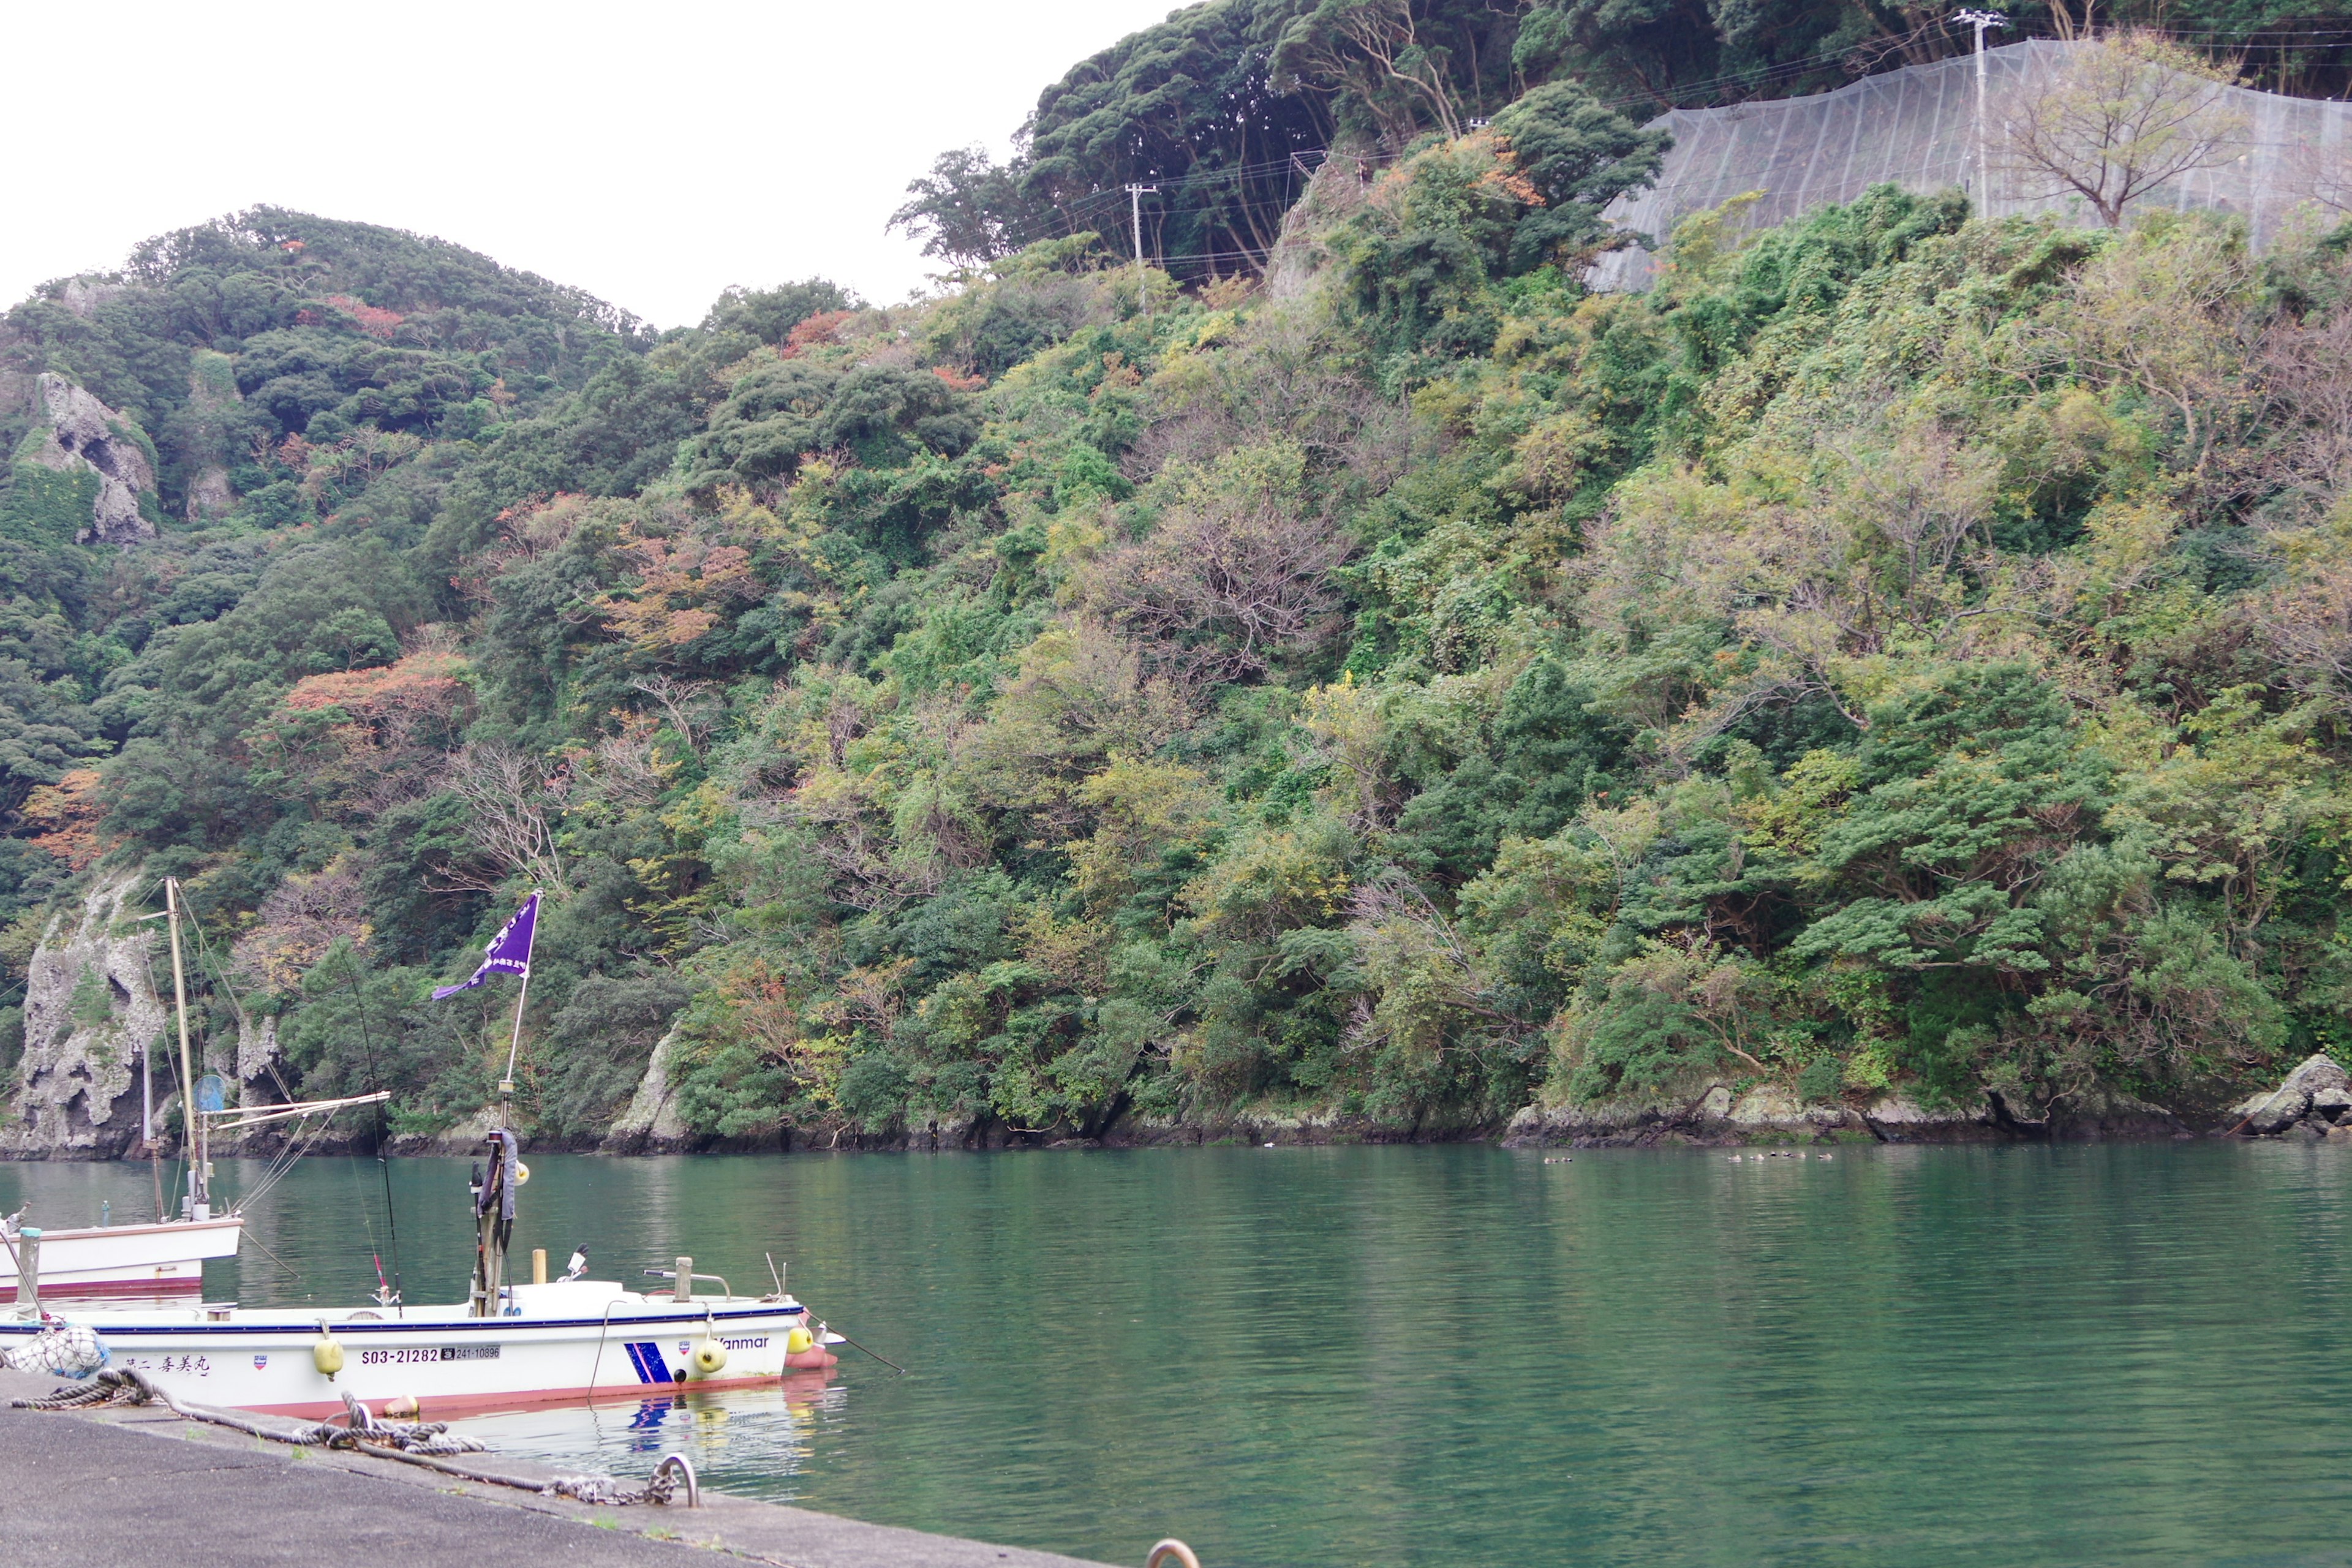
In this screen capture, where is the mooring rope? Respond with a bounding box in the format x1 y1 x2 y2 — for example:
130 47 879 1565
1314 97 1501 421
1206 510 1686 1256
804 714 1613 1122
10 1368 698 1506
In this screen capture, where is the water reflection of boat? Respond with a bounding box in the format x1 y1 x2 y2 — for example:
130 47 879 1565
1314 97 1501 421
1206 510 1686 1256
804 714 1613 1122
452 1372 843 1492
4 1126 845 1418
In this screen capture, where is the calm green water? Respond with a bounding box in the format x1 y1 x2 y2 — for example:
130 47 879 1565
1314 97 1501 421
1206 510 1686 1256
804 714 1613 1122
6 1142 2351 1566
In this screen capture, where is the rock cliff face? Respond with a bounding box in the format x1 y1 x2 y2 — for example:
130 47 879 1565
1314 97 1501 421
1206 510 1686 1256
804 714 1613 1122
27 374 159 545
1264 153 1368 302
57 277 126 317
182 350 241 523
1 873 167 1159
234 1012 282 1105
185 466 233 522
600 1027 693 1153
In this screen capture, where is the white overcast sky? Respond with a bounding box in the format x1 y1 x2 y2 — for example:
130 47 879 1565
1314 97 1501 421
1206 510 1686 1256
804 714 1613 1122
4 0 1182 328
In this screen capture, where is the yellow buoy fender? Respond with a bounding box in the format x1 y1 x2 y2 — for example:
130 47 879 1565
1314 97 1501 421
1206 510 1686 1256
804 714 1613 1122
785 1326 813 1354
312 1327 345 1379
513 1161 530 1185
690 1338 728 1378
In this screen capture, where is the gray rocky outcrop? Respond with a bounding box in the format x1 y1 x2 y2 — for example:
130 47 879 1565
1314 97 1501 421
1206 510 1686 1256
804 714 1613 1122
1 873 165 1158
58 277 126 318
2228 1053 2351 1136
185 466 233 522
420 1106 500 1156
234 1012 282 1104
182 352 240 522
1499 1077 2187 1147
1501 1081 1981 1146
29 374 158 543
600 1026 693 1153
1263 149 1371 302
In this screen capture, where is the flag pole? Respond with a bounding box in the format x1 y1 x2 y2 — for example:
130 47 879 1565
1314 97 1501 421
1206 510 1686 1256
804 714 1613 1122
498 889 540 1126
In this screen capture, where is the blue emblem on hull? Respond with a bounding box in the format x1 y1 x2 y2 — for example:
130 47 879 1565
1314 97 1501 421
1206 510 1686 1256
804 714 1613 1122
622 1341 671 1382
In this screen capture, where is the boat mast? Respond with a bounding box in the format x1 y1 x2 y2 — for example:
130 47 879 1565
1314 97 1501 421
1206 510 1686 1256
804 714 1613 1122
165 877 208 1220
469 1135 514 1317
472 889 538 1316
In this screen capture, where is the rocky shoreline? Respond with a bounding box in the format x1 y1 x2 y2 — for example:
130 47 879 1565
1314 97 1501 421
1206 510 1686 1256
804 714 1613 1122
11 1068 2343 1160
4 872 2342 1158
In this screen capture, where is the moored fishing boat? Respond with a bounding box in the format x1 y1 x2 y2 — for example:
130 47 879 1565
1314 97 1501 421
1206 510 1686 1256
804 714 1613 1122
0 1213 242 1298
2 1124 845 1419
6 1280 831 1419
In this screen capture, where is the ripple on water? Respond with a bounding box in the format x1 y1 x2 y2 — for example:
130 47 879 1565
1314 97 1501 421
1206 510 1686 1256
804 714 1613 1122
5 1140 2348 1566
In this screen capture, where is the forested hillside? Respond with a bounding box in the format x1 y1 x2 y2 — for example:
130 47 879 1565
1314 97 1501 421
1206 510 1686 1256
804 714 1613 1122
4 3 2351 1150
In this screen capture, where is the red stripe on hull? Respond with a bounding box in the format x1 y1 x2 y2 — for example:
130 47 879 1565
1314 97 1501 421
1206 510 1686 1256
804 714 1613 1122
24 1276 205 1299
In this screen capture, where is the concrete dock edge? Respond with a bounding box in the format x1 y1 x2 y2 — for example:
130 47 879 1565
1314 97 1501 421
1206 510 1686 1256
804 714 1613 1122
0 1366 1115 1568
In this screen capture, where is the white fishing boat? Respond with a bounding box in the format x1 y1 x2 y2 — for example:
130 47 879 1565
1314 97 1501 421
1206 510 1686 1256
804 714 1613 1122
0 1213 242 1298
6 893 848 1419
13 1283 835 1420
2 1127 844 1420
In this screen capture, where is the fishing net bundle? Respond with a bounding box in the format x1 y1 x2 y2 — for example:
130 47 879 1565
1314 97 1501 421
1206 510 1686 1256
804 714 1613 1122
3 1320 108 1378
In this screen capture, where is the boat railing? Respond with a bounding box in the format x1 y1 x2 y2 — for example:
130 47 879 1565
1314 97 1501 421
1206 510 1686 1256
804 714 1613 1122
585 1297 636 1390
642 1267 733 1299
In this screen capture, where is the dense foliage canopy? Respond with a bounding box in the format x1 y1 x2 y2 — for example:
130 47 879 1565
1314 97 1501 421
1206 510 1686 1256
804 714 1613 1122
6 21 2352 1148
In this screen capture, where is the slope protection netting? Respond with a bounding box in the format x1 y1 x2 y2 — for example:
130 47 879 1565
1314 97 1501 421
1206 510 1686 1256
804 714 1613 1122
1593 39 2352 289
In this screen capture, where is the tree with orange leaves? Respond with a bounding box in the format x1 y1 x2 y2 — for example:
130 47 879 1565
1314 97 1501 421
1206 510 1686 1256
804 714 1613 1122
244 650 473 821
596 529 756 654
18 769 104 870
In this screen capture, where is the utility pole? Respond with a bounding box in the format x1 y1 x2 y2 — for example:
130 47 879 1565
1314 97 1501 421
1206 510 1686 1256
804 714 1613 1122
1956 11 2010 202
1124 182 1158 323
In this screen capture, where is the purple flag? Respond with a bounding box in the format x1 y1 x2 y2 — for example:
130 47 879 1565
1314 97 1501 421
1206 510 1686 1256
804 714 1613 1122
432 893 538 1000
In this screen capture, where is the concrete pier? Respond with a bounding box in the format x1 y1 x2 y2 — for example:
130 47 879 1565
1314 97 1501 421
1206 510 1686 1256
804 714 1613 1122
0 1367 1115 1568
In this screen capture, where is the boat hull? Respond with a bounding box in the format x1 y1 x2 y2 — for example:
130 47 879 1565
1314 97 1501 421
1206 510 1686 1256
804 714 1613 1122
0 1292 819 1420
1 1217 243 1298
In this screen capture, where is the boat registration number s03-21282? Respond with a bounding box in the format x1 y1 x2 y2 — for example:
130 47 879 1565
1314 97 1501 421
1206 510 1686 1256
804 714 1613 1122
359 1346 503 1365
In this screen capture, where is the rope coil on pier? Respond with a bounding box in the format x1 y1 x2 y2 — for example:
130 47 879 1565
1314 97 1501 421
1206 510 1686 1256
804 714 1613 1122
543 1454 699 1508
8 1374 123 1411
295 1389 488 1456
